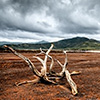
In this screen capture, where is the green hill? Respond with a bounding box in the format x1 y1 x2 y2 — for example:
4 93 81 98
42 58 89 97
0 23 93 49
53 37 100 50
1 37 100 50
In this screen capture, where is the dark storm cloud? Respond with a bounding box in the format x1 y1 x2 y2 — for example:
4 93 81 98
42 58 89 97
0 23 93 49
46 0 100 34
0 0 100 42
0 0 56 33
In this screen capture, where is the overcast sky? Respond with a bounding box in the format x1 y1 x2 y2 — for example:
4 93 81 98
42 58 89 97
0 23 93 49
0 0 100 42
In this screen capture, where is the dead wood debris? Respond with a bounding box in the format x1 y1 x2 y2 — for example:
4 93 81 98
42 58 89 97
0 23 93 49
4 44 81 96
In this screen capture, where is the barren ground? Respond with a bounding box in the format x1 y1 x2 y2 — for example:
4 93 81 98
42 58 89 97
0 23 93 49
0 52 100 100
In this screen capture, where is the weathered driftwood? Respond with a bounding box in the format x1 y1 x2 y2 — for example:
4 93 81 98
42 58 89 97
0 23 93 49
4 44 80 95
15 78 40 86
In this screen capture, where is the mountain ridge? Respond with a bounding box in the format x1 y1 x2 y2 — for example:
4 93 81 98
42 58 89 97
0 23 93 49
0 37 100 50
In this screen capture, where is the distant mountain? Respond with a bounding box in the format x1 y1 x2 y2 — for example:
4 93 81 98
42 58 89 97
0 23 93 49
53 37 100 50
1 37 100 50
53 37 90 49
36 40 49 44
0 41 21 45
0 40 49 45
0 41 11 45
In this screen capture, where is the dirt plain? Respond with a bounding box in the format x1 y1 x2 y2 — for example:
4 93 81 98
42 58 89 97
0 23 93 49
0 51 100 100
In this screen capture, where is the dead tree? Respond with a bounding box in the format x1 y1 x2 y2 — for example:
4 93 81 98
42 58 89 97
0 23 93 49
4 44 81 96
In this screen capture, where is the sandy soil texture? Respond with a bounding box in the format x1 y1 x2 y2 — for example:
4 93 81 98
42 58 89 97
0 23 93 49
0 52 100 100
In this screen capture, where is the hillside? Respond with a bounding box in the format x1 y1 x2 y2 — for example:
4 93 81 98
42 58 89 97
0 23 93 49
53 37 100 50
0 37 100 50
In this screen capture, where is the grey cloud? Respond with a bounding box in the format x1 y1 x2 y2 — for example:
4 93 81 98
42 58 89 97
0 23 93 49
0 0 100 42
46 0 100 34
0 0 55 33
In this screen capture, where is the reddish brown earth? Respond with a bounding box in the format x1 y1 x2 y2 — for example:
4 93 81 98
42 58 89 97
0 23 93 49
0 52 100 100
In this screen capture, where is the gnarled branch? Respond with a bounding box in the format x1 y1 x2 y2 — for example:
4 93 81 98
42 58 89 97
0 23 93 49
4 44 80 96
4 45 41 77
